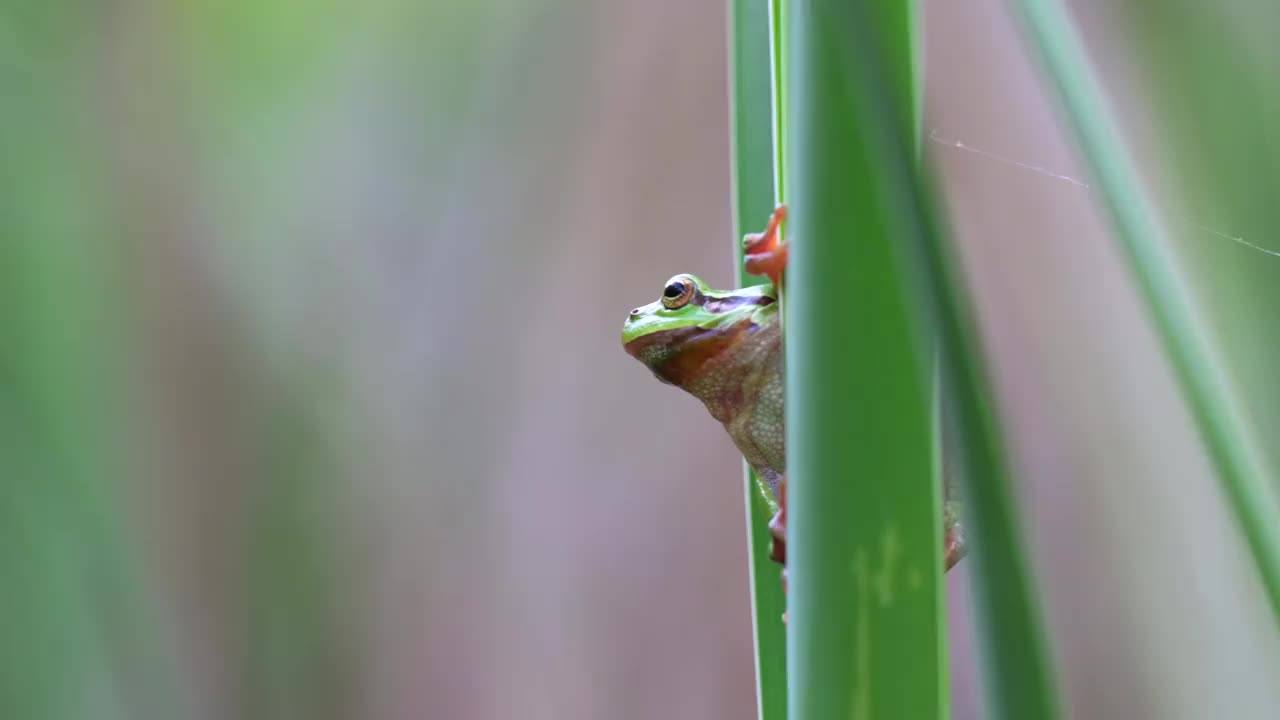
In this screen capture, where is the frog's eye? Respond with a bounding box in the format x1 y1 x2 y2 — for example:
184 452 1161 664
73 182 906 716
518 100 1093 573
661 275 697 310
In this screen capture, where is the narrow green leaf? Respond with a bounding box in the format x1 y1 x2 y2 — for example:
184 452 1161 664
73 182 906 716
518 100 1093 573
729 0 788 717
1010 0 1280 621
784 1 945 717
768 0 786 203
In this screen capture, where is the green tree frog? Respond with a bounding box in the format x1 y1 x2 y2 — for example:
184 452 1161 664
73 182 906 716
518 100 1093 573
622 205 965 581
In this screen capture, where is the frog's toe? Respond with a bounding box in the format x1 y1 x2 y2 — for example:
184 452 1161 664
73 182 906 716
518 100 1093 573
767 477 787 564
745 243 789 288
944 521 966 570
768 510 786 564
743 204 789 287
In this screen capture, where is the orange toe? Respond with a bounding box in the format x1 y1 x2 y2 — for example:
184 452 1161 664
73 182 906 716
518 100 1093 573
742 204 788 286
745 243 789 288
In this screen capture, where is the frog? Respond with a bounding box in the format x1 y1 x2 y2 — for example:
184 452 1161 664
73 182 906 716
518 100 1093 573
622 205 965 582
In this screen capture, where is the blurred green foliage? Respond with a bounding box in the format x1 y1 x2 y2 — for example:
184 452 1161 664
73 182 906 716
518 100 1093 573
1118 1 1280 473
1 3 356 718
1013 0 1280 620
1 5 153 718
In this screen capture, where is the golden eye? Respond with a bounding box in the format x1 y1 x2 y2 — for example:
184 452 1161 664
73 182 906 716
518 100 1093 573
661 275 697 310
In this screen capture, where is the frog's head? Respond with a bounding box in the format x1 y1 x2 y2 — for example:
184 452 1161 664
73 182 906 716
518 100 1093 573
622 274 776 386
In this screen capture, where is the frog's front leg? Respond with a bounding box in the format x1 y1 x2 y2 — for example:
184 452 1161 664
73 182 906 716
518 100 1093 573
744 204 789 288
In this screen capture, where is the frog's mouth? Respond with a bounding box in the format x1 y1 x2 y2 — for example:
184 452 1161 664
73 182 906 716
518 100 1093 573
623 323 756 386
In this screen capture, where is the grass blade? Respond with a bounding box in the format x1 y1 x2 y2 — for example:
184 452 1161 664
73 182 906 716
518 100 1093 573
729 0 788 717
786 1 1062 717
784 0 945 716
1009 0 1280 621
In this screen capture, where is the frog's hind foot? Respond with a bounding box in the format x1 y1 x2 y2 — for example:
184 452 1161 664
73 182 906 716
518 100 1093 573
944 521 967 571
767 478 786 564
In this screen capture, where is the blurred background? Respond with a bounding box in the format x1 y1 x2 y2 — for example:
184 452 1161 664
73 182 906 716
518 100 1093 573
3 1 1279 719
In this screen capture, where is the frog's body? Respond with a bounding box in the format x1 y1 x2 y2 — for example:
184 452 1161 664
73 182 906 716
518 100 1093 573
622 206 964 574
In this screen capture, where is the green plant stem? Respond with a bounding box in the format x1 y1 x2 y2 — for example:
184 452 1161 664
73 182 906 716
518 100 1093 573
729 0 789 717
786 0 1061 717
785 1 944 717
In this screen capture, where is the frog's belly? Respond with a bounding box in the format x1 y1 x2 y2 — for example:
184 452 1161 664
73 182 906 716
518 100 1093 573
724 368 785 498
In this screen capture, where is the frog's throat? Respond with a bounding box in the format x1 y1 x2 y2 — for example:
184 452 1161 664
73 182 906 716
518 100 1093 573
623 321 763 389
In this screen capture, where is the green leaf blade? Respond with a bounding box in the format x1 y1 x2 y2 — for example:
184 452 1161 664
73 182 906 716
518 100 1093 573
785 1 943 717
1010 0 1280 624
729 0 790 717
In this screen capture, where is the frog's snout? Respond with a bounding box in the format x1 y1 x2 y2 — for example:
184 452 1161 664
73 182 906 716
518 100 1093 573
629 308 641 317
